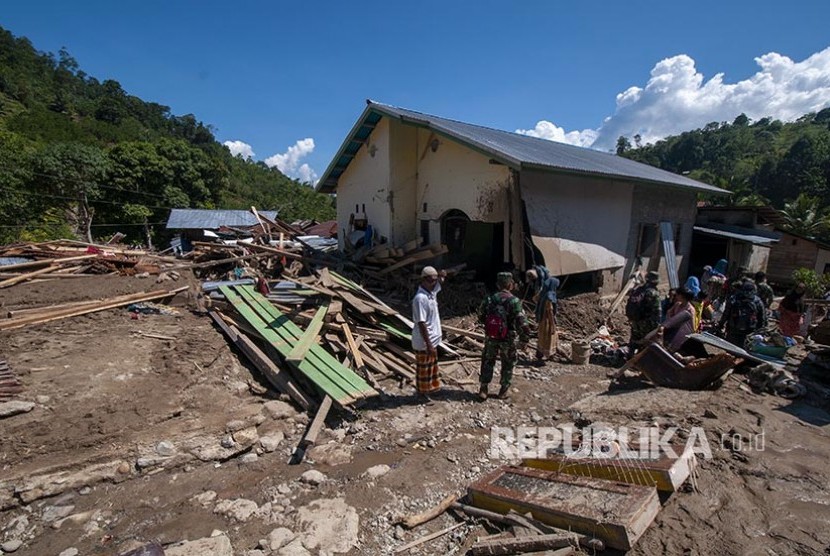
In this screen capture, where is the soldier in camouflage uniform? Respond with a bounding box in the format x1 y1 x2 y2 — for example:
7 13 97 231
627 271 662 357
477 272 531 401
754 271 774 310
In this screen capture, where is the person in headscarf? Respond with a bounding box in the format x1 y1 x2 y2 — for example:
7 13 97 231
525 265 560 362
661 287 697 353
713 259 728 276
684 276 701 297
778 282 806 338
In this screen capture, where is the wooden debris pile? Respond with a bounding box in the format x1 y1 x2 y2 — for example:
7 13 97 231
0 239 169 288
210 267 484 409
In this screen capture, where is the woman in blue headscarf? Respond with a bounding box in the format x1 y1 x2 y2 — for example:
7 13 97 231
684 276 701 297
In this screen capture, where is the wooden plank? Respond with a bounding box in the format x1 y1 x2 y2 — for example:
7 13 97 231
292 395 333 464
399 494 458 529
336 290 376 315
394 523 465 554
378 246 448 275
239 287 375 395
302 395 332 447
470 533 577 556
374 350 416 381
318 267 336 288
208 310 312 410
0 288 188 331
0 265 60 289
442 324 486 342
286 305 328 363
0 254 97 273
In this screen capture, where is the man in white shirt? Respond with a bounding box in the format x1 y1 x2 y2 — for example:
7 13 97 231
412 266 445 402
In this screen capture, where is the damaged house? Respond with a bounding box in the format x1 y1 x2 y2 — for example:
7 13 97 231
316 101 727 293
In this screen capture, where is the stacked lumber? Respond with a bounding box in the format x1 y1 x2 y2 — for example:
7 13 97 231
358 241 449 274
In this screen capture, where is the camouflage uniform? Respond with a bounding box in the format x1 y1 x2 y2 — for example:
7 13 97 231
756 281 774 309
478 286 531 388
628 284 661 349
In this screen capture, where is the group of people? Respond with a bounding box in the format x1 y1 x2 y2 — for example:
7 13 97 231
411 260 811 403
626 262 808 358
410 265 559 404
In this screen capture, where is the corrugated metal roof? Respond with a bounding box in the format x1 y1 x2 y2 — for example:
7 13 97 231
693 224 780 246
317 101 728 195
166 209 279 230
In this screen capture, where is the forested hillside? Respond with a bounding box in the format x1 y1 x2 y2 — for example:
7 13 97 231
618 110 830 240
0 26 334 245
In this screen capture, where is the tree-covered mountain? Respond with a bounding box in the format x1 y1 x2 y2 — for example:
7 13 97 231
618 110 830 239
0 26 334 245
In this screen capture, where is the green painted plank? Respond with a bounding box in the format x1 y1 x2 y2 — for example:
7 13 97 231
233 286 376 398
220 286 358 404
378 320 412 341
287 304 328 363
237 286 375 396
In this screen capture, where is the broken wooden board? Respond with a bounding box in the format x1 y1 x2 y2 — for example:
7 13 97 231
522 441 697 492
632 343 737 390
467 465 660 551
286 304 328 364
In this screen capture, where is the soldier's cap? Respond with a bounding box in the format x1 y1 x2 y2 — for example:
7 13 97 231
497 272 514 287
421 266 438 278
646 271 660 283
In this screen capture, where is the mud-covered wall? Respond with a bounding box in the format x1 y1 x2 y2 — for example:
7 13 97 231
521 170 634 278
623 184 697 288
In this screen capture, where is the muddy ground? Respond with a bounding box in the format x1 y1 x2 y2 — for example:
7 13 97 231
1 275 829 556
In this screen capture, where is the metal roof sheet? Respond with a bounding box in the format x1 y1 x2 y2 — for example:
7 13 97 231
693 224 780 246
166 209 279 230
317 101 729 195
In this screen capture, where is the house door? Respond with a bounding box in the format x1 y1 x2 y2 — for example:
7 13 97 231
441 209 503 278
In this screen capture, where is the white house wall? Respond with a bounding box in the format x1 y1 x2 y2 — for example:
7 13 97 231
521 170 633 276
336 118 391 248
415 129 512 255
388 120 418 246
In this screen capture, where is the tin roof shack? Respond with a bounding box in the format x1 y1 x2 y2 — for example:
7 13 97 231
317 101 727 292
766 230 830 286
165 209 279 252
692 207 781 279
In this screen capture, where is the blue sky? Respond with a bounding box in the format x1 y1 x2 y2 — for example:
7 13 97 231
3 0 830 183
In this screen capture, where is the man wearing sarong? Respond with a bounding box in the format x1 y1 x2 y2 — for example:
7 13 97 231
525 265 560 362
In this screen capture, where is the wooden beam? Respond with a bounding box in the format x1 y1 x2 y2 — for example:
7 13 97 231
0 254 97 273
399 494 459 529
442 324 485 342
0 287 188 331
378 245 449 275
469 533 577 556
394 523 465 554
0 265 60 289
286 305 328 363
208 310 312 410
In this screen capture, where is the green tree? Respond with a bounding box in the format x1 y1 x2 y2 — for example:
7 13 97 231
31 142 110 242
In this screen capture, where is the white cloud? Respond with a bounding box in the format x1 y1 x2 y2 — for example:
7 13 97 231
264 138 318 183
517 47 830 151
223 140 255 158
515 120 598 147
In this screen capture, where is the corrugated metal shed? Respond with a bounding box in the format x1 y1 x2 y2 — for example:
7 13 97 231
317 101 728 195
166 209 279 230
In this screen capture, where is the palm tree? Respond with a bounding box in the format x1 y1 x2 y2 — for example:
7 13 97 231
780 193 830 238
